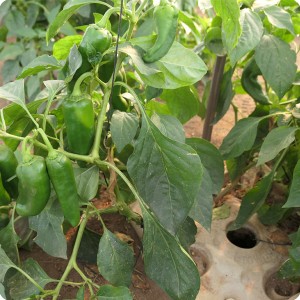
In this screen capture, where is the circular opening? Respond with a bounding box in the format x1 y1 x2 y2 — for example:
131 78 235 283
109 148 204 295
189 246 211 276
265 272 300 299
226 227 257 249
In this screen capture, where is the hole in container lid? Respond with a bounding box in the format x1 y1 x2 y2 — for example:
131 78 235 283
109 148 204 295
226 226 258 249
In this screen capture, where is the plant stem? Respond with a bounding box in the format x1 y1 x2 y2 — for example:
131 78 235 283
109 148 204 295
72 72 93 96
90 91 110 159
53 209 89 300
37 128 53 151
202 55 227 141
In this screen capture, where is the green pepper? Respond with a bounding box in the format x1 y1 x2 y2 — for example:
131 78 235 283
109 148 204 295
241 58 271 105
79 25 112 67
143 0 178 63
16 155 51 216
46 151 80 227
62 94 95 155
0 144 19 198
0 173 10 206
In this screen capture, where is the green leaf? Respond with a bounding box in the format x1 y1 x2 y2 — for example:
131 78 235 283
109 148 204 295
0 43 24 60
2 60 22 84
111 111 139 153
254 34 297 98
53 35 83 60
283 160 300 208
211 0 241 53
0 245 15 282
142 204 200 300
219 117 262 160
29 198 67 259
188 168 213 230
186 137 224 194
176 217 197 251
120 42 207 89
1 99 44 127
0 283 5 298
7 258 53 300
159 86 200 123
46 0 108 43
229 8 264 65
18 55 62 79
205 27 225 56
264 5 295 34
151 114 185 143
0 79 25 107
127 115 203 235
0 219 20 264
97 285 133 300
229 171 275 230
257 126 298 165
213 67 235 124
76 286 85 300
75 165 100 202
97 228 135 287
43 80 66 99
64 45 83 83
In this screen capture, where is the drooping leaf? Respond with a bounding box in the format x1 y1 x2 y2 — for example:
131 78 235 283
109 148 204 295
46 0 109 42
64 45 83 83
119 42 207 89
229 171 275 230
0 245 15 282
53 35 83 60
97 228 135 287
97 285 133 300
229 8 264 65
176 217 197 251
18 55 62 79
159 86 200 123
219 117 262 160
264 5 295 34
0 79 25 107
205 27 225 56
29 198 67 259
142 204 200 300
254 34 297 98
75 165 100 202
111 111 139 153
0 219 20 264
188 168 213 231
186 138 224 194
211 0 241 53
7 258 53 300
257 126 298 165
127 115 203 235
151 114 185 143
283 160 300 208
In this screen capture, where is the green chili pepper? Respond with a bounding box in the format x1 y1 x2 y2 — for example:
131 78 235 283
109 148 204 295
16 155 51 216
62 94 95 155
143 0 178 63
0 144 19 198
67 25 112 92
46 151 80 227
0 173 10 206
241 58 271 105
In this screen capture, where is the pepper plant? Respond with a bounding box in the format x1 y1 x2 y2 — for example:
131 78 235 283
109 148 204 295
0 0 226 299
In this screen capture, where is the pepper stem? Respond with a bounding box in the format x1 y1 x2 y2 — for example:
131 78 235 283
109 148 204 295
21 137 33 163
96 7 122 28
72 72 93 97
